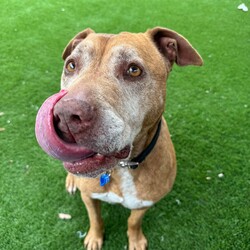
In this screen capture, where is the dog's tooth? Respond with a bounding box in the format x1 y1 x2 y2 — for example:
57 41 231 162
96 153 105 160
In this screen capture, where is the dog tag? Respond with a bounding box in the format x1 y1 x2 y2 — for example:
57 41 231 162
100 172 111 186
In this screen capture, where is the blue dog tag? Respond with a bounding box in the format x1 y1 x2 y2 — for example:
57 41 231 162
100 172 111 186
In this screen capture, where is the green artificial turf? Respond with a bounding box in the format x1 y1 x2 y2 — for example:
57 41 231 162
0 0 249 249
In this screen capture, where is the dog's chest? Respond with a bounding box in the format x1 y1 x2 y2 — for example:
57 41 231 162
91 168 153 209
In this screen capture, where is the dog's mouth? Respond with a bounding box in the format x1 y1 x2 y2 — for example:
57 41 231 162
35 90 130 178
63 146 130 177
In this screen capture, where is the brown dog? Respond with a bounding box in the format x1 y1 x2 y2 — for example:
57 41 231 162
35 27 202 249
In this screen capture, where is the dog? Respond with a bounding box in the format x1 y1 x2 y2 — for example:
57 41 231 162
35 27 203 250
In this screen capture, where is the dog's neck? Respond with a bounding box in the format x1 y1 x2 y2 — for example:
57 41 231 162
130 117 163 164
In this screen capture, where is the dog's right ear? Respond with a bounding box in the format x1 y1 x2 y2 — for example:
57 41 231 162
62 28 95 60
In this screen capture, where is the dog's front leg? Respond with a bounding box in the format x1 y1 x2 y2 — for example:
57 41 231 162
127 208 148 250
81 194 104 250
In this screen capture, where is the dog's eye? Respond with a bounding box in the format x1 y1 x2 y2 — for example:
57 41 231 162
127 65 142 77
66 61 76 72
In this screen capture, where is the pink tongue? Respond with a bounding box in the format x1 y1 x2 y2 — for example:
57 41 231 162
35 90 95 162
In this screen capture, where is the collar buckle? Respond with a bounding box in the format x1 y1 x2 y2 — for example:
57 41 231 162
119 161 139 169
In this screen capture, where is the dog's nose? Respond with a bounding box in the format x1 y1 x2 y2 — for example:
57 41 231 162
53 98 96 141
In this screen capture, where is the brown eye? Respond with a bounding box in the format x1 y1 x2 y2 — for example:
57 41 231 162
127 65 142 77
66 61 76 72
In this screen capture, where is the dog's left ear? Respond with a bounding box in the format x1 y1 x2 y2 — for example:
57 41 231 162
62 28 95 60
147 27 203 66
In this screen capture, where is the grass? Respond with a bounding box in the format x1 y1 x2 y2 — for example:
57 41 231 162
0 0 249 249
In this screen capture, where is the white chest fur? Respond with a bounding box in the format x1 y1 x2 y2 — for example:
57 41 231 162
91 168 154 209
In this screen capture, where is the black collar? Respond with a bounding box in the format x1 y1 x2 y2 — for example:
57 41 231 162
119 120 162 169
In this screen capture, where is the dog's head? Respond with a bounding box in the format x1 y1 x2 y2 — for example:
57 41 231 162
35 27 202 177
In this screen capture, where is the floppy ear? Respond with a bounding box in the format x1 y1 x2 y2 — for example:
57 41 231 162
62 28 95 60
147 27 203 66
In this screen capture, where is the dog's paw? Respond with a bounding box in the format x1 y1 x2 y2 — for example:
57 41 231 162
84 231 103 250
128 232 148 250
65 173 77 195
